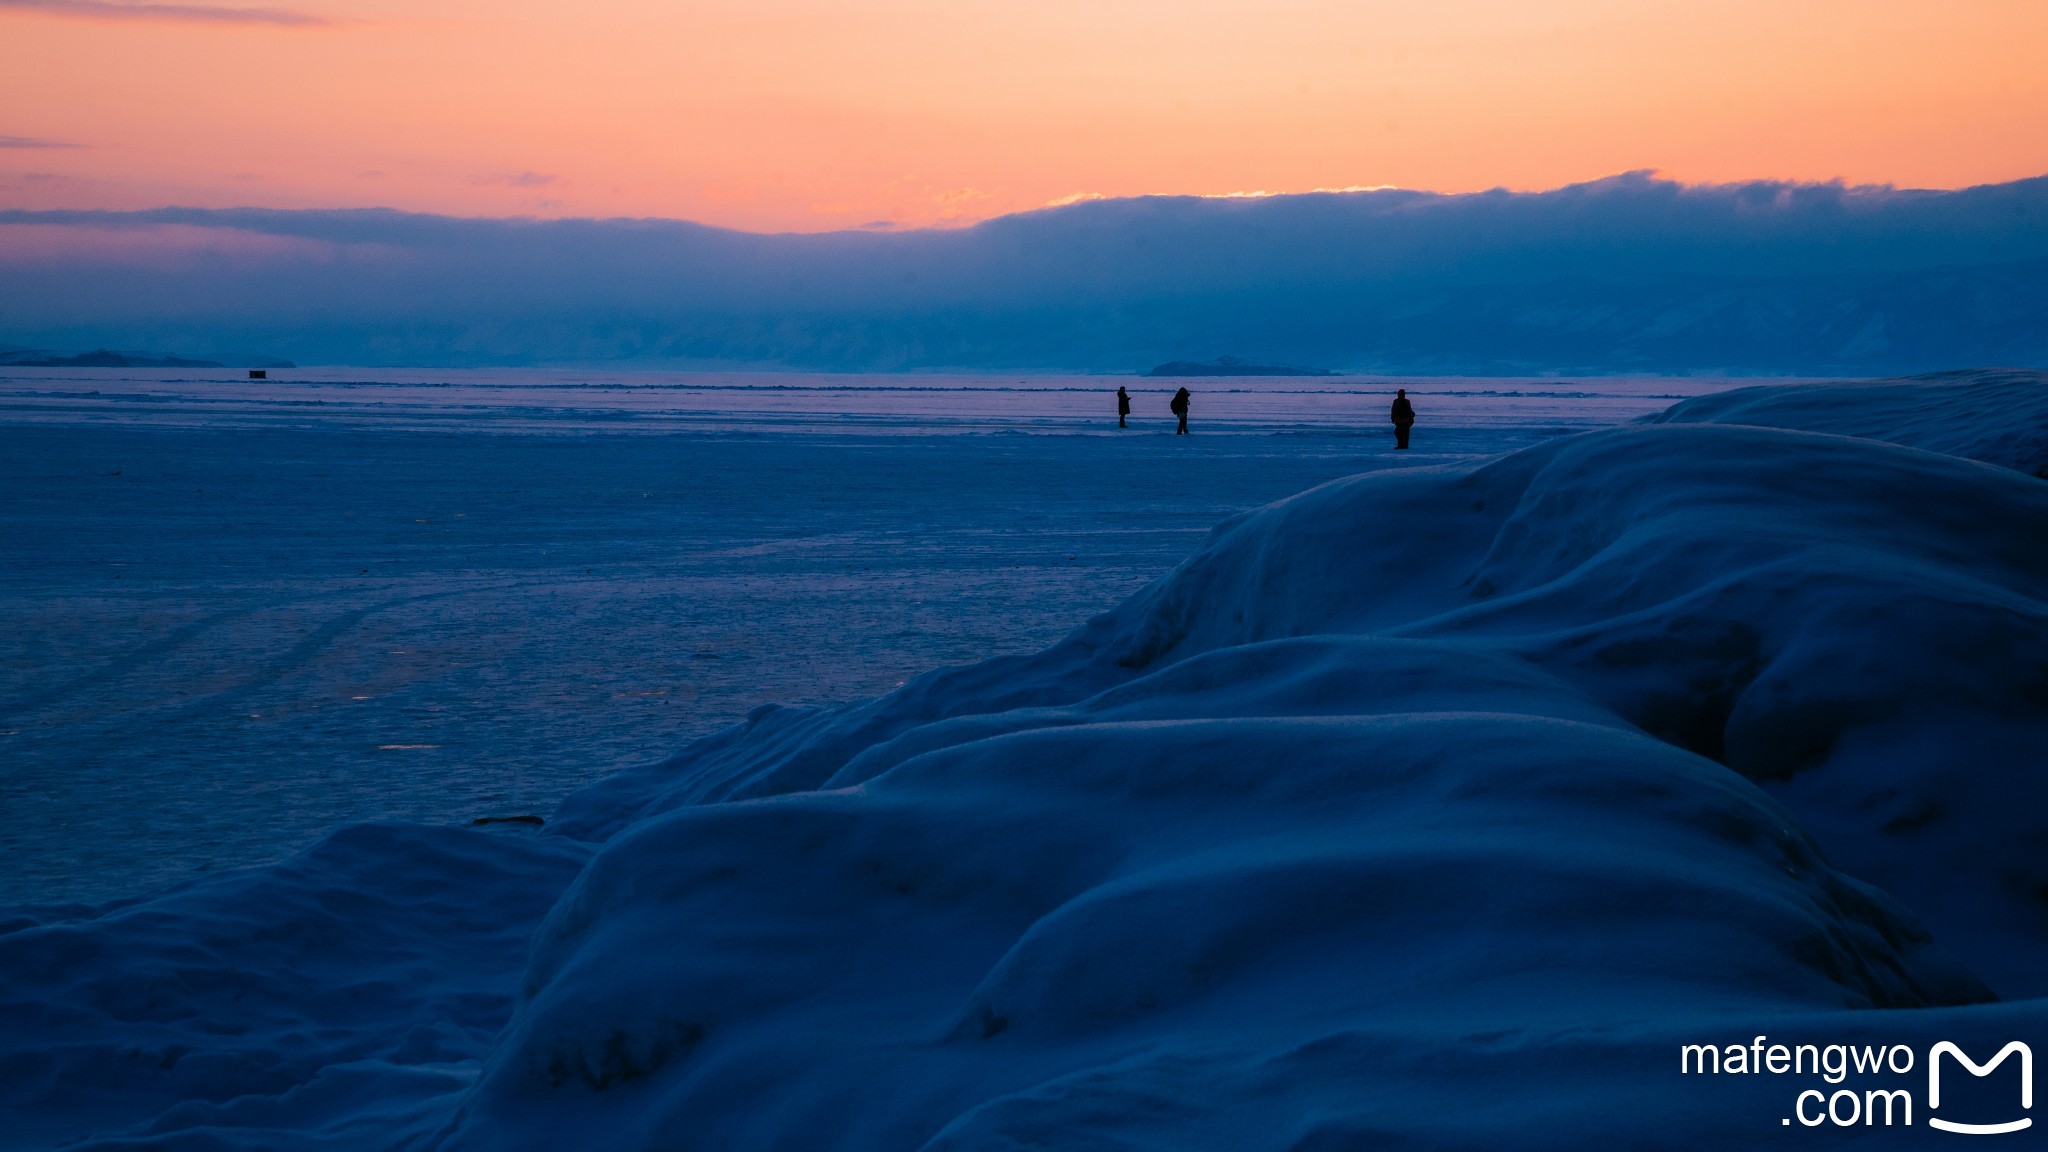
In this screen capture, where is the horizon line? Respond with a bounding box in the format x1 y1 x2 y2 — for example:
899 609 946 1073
8 169 2048 239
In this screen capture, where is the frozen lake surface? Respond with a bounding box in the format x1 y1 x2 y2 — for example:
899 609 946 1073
0 368 1743 906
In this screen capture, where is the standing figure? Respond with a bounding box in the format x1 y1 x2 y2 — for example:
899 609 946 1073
1391 387 1415 450
1171 387 1191 435
1117 385 1131 429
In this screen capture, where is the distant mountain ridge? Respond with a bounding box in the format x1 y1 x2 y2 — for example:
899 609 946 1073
1146 357 1335 377
0 348 295 369
4 172 2047 373
1 348 223 368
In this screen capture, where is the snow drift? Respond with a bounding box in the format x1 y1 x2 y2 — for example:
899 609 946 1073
5 369 2047 1149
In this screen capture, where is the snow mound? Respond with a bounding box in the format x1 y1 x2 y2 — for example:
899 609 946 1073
561 408 2048 990
10 372 2048 1149
0 824 588 1150
1645 367 2048 475
449 380 2046 1147
461 705 1983 1150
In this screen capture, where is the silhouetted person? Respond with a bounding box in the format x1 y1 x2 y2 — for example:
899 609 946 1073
1117 385 1131 428
1391 388 1415 449
1171 387 1190 435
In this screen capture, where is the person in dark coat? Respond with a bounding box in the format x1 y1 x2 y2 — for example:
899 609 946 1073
1391 388 1415 449
1170 387 1190 435
1117 386 1131 429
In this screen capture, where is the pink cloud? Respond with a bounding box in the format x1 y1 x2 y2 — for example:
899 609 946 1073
0 0 335 28
0 134 82 149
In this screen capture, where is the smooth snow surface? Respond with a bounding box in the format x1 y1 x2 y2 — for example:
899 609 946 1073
5 369 2046 1150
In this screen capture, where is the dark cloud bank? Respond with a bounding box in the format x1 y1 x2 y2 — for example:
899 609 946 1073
3 171 2047 372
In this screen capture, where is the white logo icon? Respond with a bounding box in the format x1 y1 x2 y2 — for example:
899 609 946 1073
1929 1041 2032 1135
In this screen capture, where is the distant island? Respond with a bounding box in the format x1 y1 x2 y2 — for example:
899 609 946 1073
1 349 224 368
1145 356 1335 377
0 348 295 369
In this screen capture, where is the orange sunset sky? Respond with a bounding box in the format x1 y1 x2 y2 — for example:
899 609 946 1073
2 0 2045 233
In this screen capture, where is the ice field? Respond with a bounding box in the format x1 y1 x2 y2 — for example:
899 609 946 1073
5 368 2046 1150
0 369 1722 907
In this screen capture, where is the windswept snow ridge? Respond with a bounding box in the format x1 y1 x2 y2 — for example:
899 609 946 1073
1645 367 2048 476
5 370 2046 1149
